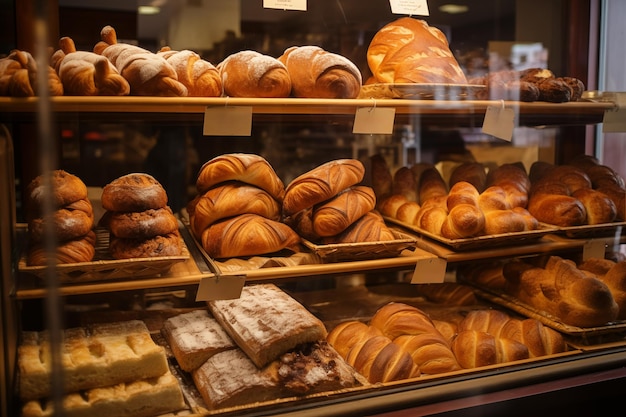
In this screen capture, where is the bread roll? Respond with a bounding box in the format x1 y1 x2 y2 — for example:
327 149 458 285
26 170 88 214
101 173 168 212
283 159 365 216
195 153 285 200
201 213 300 259
446 181 480 210
370 302 437 340
483 209 528 235
190 181 281 239
367 17 467 84
326 321 384 357
572 188 617 225
218 50 291 98
321 211 395 244
109 231 183 259
378 194 410 218
94 26 187 96
394 333 461 374
392 166 418 202
500 318 567 357
278 45 362 98
107 206 179 239
528 193 586 227
395 201 421 225
27 230 96 266
418 166 448 205
368 154 393 202
415 282 477 306
415 204 448 235
458 309 512 338
580 259 626 320
449 162 487 193
157 47 222 97
28 206 94 243
312 186 376 237
486 163 530 209
0 49 63 97
440 204 485 239
478 186 511 212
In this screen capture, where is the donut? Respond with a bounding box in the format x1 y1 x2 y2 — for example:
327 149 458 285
27 230 96 266
101 173 168 212
108 231 183 259
25 170 88 214
107 206 179 239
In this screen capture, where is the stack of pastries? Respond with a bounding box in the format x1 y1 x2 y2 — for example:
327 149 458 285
100 173 183 259
375 157 540 239
18 320 186 417
161 283 363 411
284 158 396 244
25 170 96 266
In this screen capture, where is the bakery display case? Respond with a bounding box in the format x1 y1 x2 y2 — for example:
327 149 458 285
2 1 626 416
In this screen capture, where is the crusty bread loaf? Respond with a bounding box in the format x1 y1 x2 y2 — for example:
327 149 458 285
449 162 487 193
201 213 300 258
195 153 285 200
414 282 477 306
579 258 626 320
189 181 281 240
107 206 178 239
485 163 531 209
101 173 168 212
26 170 88 214
312 186 376 237
193 341 361 410
368 154 393 202
157 46 222 97
27 202 94 243
51 36 130 96
207 284 328 368
19 320 169 401
108 231 183 259
392 166 419 202
94 25 187 96
278 45 362 98
367 17 467 84
161 309 235 372
283 159 365 216
217 50 291 98
21 370 185 417
528 193 586 227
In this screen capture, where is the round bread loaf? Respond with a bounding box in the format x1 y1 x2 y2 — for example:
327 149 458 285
109 231 183 259
101 173 168 212
28 206 94 243
26 170 88 213
108 206 179 239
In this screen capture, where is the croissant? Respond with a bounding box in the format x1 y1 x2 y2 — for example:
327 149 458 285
278 45 362 99
370 302 438 340
326 321 383 358
94 25 187 96
320 211 395 244
158 47 222 97
0 49 63 97
312 186 376 237
51 37 129 96
195 153 285 200
394 333 461 374
200 214 300 258
190 182 281 240
217 50 291 98
283 159 365 216
345 335 419 383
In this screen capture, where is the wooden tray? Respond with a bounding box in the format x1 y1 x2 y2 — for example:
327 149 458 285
384 217 558 251
554 221 626 239
302 229 417 263
18 225 190 284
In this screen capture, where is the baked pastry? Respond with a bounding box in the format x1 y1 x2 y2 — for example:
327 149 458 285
217 50 291 98
368 154 394 202
107 206 178 239
485 163 531 209
571 188 617 225
278 45 362 98
27 230 96 266
528 193 586 227
109 231 183 259
320 210 396 244
367 17 467 84
417 166 448 205
25 170 88 214
193 341 361 410
451 330 529 369
207 283 328 368
200 213 300 258
537 78 572 102
282 159 365 216
161 309 235 372
579 258 626 320
0 49 63 97
326 320 384 357
189 181 281 240
101 173 168 212
345 335 419 383
449 162 487 193
51 36 130 96
392 166 418 202
311 186 376 237
27 201 94 243
21 371 185 417
19 320 169 401
414 282 477 306
195 153 285 200
94 26 187 96
157 46 222 97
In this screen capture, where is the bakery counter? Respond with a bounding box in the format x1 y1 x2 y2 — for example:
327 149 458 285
0 97 614 127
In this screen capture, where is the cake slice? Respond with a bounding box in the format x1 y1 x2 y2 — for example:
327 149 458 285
19 320 169 400
207 283 328 368
162 309 235 372
21 370 186 417
192 341 362 410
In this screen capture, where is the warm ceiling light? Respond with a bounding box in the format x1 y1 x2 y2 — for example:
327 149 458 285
439 4 469 14
138 6 161 15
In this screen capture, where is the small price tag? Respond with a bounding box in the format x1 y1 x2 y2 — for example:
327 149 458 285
353 107 396 134
203 106 252 136
411 256 447 283
582 239 606 261
195 275 246 301
389 0 430 16
263 0 307 11
482 104 515 141
602 92 626 133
